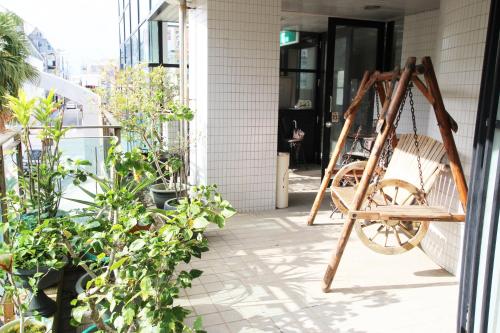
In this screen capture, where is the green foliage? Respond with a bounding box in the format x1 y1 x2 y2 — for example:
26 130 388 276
105 65 193 197
0 90 73 331
56 143 234 332
0 12 38 123
6 90 70 218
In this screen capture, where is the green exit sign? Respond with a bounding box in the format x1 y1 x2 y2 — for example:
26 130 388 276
280 30 299 47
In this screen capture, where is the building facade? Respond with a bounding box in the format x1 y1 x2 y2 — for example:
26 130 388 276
28 28 69 79
118 0 180 68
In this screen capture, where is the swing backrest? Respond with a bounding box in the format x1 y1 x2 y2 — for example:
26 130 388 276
383 134 447 205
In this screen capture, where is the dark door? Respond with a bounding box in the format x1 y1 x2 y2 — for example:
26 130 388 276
321 18 391 177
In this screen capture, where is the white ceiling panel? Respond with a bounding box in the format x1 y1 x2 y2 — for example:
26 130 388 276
281 0 439 32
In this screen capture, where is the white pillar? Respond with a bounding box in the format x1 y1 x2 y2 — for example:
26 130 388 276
189 0 281 212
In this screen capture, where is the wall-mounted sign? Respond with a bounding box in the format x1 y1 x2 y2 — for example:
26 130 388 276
280 30 299 47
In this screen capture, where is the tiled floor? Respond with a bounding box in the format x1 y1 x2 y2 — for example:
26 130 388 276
179 168 459 332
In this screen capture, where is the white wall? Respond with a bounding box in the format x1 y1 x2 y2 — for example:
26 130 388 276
400 0 490 274
189 0 281 212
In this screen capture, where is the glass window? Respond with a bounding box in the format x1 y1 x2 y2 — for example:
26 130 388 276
125 39 131 66
139 0 150 23
149 21 159 63
280 35 318 70
130 0 138 33
118 18 122 44
300 47 316 70
278 72 315 109
139 23 149 63
131 33 139 65
124 2 130 39
120 17 126 44
120 45 125 67
162 23 179 65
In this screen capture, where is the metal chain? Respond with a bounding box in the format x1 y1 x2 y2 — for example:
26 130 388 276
409 82 426 199
342 126 362 167
374 84 380 120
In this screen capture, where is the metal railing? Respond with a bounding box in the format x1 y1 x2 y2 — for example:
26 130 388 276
0 112 122 224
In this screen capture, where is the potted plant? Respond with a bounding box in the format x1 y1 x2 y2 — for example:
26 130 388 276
1 91 72 317
0 254 50 333
105 66 193 208
45 143 235 332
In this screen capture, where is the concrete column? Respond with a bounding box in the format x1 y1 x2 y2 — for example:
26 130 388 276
189 0 281 212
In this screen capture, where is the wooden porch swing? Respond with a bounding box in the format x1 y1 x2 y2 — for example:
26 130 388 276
306 57 469 292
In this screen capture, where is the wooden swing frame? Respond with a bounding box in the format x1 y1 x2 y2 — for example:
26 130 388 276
305 57 469 292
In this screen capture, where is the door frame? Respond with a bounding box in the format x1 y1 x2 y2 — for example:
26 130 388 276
321 17 392 177
458 0 500 330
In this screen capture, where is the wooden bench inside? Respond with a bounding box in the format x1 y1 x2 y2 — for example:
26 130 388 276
348 206 465 222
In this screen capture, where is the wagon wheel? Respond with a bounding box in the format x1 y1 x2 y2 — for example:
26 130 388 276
355 179 429 255
331 161 383 214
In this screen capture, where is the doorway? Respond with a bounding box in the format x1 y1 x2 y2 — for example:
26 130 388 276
321 18 392 177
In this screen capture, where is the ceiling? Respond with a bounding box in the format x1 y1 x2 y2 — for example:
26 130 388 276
281 0 440 32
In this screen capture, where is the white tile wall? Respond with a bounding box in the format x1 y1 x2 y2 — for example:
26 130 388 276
398 9 440 135
189 0 281 212
400 0 490 275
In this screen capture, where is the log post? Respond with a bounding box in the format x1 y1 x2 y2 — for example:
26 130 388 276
306 71 373 226
321 57 416 292
421 57 468 210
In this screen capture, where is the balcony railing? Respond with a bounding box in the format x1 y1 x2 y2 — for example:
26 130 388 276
0 112 122 224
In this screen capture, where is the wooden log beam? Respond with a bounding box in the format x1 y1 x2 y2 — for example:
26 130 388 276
321 57 417 292
421 56 468 210
307 71 373 226
374 81 386 107
374 64 424 82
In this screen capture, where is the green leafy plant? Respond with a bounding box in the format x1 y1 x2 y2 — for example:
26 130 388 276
45 144 235 332
105 66 193 198
0 12 38 131
6 90 69 219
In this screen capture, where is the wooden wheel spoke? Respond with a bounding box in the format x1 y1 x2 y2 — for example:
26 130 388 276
392 226 403 246
380 188 389 205
393 186 399 204
384 226 389 247
398 223 417 239
370 224 384 241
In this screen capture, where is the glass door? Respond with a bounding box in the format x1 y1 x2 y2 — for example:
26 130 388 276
321 18 390 176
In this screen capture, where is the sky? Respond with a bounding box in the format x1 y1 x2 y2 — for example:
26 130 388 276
0 0 119 76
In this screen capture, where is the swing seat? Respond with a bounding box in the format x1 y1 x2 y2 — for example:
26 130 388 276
348 206 465 222
332 134 467 255
331 134 447 213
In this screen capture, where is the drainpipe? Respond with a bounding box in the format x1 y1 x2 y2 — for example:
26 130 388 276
179 0 187 104
178 0 189 186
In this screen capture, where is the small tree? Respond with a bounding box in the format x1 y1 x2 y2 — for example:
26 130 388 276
106 65 192 198
0 12 38 131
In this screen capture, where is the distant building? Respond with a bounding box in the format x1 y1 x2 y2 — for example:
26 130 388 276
78 60 118 90
28 28 69 78
118 0 179 69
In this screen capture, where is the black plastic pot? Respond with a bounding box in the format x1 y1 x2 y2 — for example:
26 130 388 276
163 198 180 211
150 184 188 209
15 265 63 317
